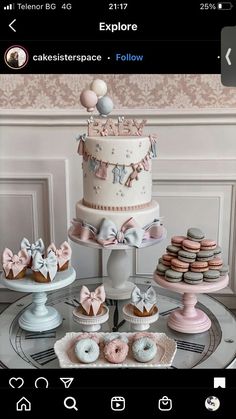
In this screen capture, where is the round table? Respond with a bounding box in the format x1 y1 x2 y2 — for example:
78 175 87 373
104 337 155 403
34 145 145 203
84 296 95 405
0 275 235 369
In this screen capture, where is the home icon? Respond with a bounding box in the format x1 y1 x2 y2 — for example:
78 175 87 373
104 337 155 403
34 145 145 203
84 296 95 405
16 397 31 412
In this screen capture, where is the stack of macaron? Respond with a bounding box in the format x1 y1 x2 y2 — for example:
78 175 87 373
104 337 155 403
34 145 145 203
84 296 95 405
156 227 229 285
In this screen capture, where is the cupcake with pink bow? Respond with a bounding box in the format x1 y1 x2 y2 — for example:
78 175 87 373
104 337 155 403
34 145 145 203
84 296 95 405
79 285 106 316
2 248 29 279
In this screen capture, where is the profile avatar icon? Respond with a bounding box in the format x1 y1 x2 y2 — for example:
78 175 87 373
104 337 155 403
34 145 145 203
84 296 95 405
205 396 220 411
4 46 29 70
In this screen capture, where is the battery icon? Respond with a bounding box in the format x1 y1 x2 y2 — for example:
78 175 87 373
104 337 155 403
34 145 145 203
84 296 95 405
217 2 233 9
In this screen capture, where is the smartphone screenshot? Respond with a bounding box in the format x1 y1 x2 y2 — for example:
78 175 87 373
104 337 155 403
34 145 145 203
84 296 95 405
0 1 236 417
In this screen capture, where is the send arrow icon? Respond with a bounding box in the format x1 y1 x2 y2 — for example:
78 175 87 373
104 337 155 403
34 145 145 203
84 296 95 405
60 377 74 388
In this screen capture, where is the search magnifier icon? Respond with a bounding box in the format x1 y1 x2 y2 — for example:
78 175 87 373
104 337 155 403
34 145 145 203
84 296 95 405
64 396 78 411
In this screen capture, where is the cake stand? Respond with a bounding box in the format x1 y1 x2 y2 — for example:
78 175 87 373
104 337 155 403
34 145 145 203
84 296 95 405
0 267 76 332
69 226 166 300
154 273 229 333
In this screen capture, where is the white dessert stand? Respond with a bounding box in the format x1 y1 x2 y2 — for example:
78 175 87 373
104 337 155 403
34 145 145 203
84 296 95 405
72 305 109 332
0 267 76 332
69 226 166 300
154 273 229 334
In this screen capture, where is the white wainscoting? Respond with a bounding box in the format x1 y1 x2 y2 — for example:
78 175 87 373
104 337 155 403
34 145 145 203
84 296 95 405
0 109 236 307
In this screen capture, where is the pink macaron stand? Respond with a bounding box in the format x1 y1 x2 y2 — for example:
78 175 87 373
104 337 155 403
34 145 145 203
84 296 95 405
154 273 229 333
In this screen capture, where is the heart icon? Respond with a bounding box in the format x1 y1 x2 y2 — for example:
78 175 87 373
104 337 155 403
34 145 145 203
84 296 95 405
9 377 24 388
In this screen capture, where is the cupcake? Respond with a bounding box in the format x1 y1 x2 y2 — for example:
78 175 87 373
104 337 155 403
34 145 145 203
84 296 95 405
21 237 45 267
47 241 72 271
79 285 106 316
131 286 157 317
32 250 57 283
2 248 29 279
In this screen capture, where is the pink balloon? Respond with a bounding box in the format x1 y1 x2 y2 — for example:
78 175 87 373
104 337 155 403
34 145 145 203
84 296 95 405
80 89 98 112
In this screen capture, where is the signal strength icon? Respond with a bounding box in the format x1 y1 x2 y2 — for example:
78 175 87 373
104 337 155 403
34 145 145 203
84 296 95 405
4 3 14 10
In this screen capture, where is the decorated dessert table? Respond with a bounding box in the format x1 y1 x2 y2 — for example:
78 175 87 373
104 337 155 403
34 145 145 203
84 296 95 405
0 275 235 369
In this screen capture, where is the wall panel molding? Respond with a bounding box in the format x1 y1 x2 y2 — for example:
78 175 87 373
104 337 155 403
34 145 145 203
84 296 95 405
1 109 236 126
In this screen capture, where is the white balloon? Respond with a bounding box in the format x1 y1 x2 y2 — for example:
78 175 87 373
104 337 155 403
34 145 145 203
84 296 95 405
90 79 107 98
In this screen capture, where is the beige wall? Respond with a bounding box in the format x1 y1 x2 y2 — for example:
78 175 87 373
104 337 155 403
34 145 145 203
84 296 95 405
0 74 236 109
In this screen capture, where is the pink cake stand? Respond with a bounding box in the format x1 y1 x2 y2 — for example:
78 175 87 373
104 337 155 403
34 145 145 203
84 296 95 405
154 273 229 334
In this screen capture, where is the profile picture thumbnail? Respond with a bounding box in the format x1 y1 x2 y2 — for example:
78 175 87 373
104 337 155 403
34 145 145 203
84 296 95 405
4 46 29 69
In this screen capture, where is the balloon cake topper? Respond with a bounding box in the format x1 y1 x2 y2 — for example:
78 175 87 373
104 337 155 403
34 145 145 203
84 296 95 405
80 78 114 117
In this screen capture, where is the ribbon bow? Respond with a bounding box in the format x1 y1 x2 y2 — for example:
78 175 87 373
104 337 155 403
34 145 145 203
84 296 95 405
2 248 29 277
47 241 72 268
32 251 57 281
131 286 157 312
96 217 145 247
143 219 165 240
21 237 45 257
79 285 106 315
76 133 87 142
71 218 97 241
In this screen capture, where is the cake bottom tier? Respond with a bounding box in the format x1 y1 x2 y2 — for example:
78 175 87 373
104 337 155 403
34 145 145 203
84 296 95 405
76 199 160 230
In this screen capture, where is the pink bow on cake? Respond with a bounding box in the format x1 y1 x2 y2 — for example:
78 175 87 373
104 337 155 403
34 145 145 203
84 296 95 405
47 241 72 268
2 248 29 277
71 218 97 241
79 285 106 315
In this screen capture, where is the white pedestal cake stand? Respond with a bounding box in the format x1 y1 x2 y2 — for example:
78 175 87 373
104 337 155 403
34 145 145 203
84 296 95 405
69 226 166 300
0 267 76 332
154 273 229 333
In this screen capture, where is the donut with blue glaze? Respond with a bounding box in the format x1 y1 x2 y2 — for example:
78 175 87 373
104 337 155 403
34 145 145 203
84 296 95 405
74 338 100 363
132 337 157 363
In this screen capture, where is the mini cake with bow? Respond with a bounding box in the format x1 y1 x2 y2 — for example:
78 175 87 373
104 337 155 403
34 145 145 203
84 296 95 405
32 250 58 283
2 248 29 279
79 284 106 316
47 241 72 271
131 285 157 317
21 237 45 267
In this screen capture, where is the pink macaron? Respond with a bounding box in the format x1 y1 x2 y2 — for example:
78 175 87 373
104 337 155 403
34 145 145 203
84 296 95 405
200 239 217 251
171 258 189 272
190 261 209 273
162 254 174 266
171 236 186 247
208 257 223 270
182 239 200 253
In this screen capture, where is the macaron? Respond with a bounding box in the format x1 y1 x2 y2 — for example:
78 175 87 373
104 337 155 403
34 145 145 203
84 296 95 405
166 244 179 256
156 263 169 276
213 246 222 256
183 271 203 284
165 269 183 282
187 227 205 242
162 254 174 266
178 250 196 263
171 258 189 273
182 239 201 253
219 265 229 276
190 261 209 273
208 257 223 270
203 270 220 282
196 250 214 262
171 236 186 247
158 257 163 264
200 239 217 251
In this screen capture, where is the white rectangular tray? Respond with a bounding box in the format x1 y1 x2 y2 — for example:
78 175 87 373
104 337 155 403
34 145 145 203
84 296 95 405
54 332 177 368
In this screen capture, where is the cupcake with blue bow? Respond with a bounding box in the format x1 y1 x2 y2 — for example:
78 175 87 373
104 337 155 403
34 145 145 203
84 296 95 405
131 286 158 317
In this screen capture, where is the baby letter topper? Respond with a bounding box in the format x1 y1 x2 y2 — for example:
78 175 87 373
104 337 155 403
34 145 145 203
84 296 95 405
103 118 118 136
133 119 147 136
88 117 104 136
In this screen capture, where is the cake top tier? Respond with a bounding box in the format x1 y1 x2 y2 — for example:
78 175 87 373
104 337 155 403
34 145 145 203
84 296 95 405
87 117 147 137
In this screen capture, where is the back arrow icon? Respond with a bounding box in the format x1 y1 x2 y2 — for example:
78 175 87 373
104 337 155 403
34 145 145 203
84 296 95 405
225 48 231 65
9 19 16 32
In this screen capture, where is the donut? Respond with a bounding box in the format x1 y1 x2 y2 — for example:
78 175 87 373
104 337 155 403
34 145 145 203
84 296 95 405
133 332 156 342
74 338 100 363
132 337 157 363
103 339 129 364
103 333 129 344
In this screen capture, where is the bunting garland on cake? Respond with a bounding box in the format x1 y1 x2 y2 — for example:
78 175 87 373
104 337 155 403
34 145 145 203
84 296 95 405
76 120 157 188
